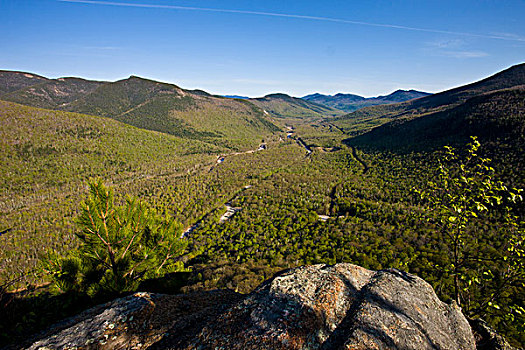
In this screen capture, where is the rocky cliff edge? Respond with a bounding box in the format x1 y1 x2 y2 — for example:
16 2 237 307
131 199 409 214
25 263 493 349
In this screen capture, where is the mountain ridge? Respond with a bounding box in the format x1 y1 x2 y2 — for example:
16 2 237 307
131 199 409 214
250 93 345 121
303 89 430 112
341 64 525 186
345 86 525 152
333 62 525 136
0 71 282 150
0 70 50 95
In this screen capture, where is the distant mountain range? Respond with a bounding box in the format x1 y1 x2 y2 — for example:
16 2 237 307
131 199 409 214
250 93 345 121
339 63 525 164
223 89 429 115
2 64 523 158
0 70 436 132
0 71 352 146
0 71 49 95
302 90 431 112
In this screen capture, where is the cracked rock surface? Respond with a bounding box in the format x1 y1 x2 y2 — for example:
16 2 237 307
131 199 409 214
26 264 477 349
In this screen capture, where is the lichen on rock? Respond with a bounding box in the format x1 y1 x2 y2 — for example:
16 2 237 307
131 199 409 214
26 264 479 350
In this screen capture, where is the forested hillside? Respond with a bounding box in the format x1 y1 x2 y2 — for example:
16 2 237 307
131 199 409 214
0 70 49 95
0 73 281 151
346 87 524 151
0 77 103 109
345 81 525 190
1 65 524 347
250 93 345 122
333 63 525 135
0 100 228 288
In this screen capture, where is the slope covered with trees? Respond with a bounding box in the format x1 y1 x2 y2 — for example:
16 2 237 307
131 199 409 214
0 100 224 290
333 63 525 135
250 93 345 122
346 87 525 150
344 84 525 198
0 64 524 347
0 72 281 151
0 77 103 109
0 70 49 95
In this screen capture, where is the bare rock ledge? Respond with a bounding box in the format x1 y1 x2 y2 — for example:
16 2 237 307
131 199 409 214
27 264 477 350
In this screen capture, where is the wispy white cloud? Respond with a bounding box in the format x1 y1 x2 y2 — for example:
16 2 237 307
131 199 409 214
490 31 525 41
430 39 465 49
440 50 488 58
59 0 525 42
424 39 488 59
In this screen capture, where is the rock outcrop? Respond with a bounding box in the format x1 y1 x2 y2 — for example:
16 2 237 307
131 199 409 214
26 264 477 349
26 290 242 350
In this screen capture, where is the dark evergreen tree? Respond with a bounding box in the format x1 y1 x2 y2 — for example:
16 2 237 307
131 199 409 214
46 179 187 296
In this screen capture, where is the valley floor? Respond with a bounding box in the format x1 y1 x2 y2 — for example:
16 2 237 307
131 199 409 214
1 113 523 347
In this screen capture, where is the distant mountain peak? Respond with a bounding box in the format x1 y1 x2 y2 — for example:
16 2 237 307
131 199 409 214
224 95 250 99
302 93 327 99
264 93 293 99
334 92 364 98
376 90 431 102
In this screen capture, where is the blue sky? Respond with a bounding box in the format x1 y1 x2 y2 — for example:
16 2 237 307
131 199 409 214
1 0 524 97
